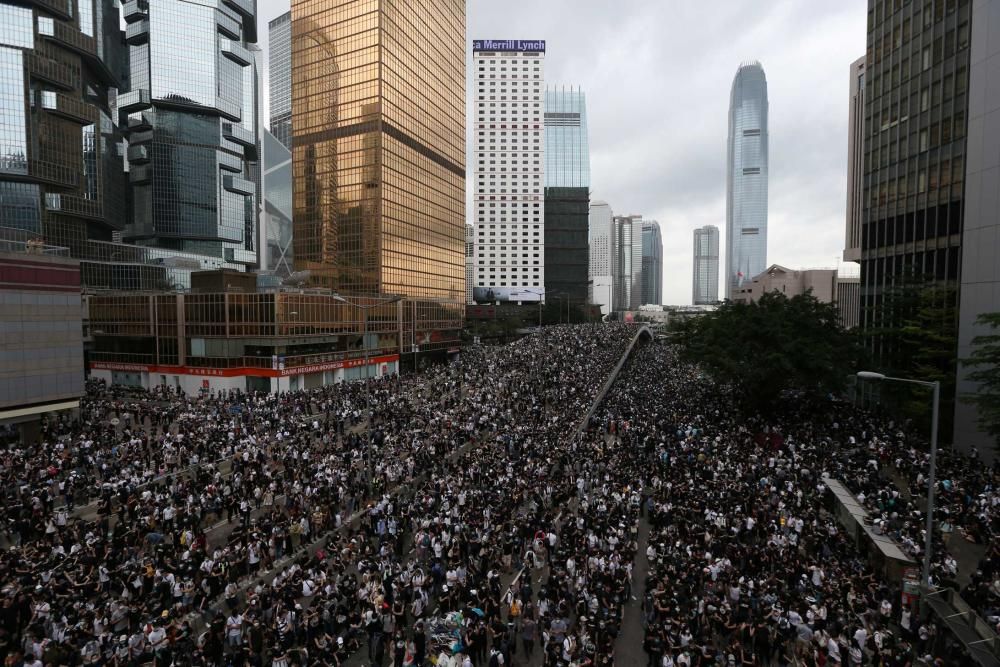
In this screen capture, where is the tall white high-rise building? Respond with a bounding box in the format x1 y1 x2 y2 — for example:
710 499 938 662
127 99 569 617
465 224 474 304
472 39 546 303
589 200 614 314
725 61 769 299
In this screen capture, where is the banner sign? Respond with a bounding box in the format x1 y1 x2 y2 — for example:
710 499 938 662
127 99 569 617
473 39 545 52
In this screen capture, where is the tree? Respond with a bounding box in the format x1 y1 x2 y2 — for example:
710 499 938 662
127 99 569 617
676 291 863 413
962 312 1000 452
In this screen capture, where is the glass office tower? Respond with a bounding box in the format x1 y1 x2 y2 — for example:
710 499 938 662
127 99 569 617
120 0 259 269
725 61 769 299
545 87 589 188
544 87 590 303
641 220 662 305
292 0 465 305
268 12 292 150
693 224 720 304
262 128 293 278
0 0 128 255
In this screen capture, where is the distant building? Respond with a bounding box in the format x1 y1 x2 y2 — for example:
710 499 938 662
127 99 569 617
613 215 644 311
121 0 260 270
268 12 292 150
837 275 861 329
473 39 545 302
693 225 720 305
641 221 663 306
844 56 865 264
466 225 474 304
0 250 84 443
732 265 837 304
725 61 769 299
262 129 293 278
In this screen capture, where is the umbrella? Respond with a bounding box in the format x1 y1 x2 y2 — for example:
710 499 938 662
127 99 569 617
471 607 485 617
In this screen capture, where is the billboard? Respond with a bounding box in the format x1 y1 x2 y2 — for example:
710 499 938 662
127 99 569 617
472 39 546 53
473 286 544 303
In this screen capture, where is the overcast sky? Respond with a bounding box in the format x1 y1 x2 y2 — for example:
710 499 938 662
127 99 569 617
258 0 866 305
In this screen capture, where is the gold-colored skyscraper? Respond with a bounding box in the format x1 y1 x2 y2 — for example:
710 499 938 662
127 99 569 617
291 0 466 308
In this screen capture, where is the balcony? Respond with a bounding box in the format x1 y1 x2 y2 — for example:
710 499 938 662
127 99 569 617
215 11 241 39
125 20 149 44
40 91 95 124
126 111 153 132
127 144 150 164
223 175 254 196
27 51 77 91
218 151 243 173
118 89 151 113
122 0 148 22
222 122 255 147
129 164 151 184
220 38 250 66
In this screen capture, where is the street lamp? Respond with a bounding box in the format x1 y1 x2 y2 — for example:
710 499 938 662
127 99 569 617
332 293 402 408
855 370 941 602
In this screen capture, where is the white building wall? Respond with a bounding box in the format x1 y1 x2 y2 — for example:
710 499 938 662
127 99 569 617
472 43 545 301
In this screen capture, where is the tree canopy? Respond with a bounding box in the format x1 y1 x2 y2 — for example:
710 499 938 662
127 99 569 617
676 291 863 413
962 312 1000 452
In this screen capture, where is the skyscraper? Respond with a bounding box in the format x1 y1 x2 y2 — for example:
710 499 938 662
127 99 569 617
844 56 865 264
544 87 589 303
725 61 768 299
0 0 128 257
292 0 466 307
693 225 720 305
120 0 260 269
262 128 293 278
612 215 643 311
268 12 292 150
545 87 589 188
589 200 614 315
465 224 474 304
472 39 545 302
640 220 662 305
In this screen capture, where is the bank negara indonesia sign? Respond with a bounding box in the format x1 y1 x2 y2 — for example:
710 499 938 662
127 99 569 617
473 39 546 52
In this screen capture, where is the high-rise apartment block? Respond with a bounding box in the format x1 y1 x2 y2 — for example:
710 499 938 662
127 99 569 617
845 56 865 263
693 225 720 305
641 220 662 306
268 12 292 150
120 0 260 270
472 39 546 302
0 0 128 258
543 86 589 303
725 61 769 299
292 0 466 307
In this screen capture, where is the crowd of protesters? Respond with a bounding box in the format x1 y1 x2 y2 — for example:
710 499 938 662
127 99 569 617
0 324 639 666
592 342 998 667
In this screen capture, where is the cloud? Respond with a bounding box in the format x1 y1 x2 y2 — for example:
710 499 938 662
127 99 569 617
258 0 867 304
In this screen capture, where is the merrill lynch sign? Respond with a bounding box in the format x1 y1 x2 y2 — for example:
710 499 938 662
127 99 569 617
473 39 545 52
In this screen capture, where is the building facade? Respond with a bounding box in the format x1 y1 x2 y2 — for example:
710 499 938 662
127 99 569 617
0 249 84 443
544 87 588 188
292 0 466 319
860 0 970 355
955 0 999 456
472 39 545 303
693 224 720 305
465 224 474 304
120 0 260 270
262 128 293 279
845 56 866 263
268 11 292 150
837 275 861 329
0 0 128 258
612 215 643 311
640 220 662 306
588 200 614 315
725 61 769 299
732 264 837 305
